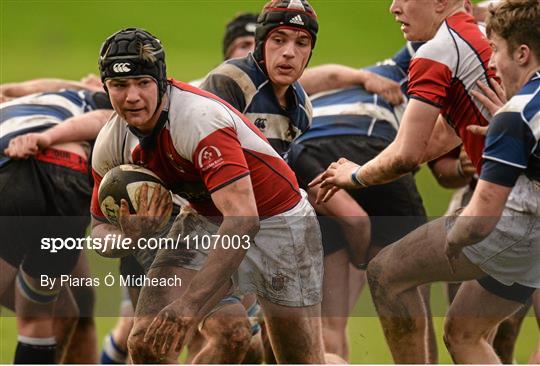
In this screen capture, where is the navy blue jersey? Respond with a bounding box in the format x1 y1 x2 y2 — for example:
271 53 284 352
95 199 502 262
295 42 423 144
0 90 107 167
480 72 540 187
200 53 312 157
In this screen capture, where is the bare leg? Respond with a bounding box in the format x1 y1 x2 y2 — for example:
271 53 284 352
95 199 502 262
63 252 98 363
419 284 438 363
530 290 540 364
0 257 17 299
492 300 531 364
128 265 233 364
322 248 350 360
192 302 251 363
348 265 366 314
367 217 486 363
258 297 324 363
444 280 526 364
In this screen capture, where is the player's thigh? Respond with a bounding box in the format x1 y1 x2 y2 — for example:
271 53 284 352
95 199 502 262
445 280 526 340
369 217 486 287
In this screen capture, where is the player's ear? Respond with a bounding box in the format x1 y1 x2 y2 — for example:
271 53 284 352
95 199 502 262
515 44 531 67
434 0 450 13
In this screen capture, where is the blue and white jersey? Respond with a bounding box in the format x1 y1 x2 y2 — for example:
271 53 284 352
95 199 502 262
480 72 540 187
200 53 312 157
0 90 107 167
295 42 423 144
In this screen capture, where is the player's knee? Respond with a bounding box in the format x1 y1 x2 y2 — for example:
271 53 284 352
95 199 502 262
205 317 252 354
443 316 483 350
366 254 392 295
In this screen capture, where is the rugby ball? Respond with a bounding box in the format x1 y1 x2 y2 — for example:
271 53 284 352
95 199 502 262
98 164 172 228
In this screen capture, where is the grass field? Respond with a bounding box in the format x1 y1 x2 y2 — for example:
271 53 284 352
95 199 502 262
0 0 538 363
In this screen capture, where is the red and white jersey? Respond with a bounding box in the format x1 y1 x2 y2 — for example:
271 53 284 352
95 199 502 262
91 79 301 219
407 12 495 172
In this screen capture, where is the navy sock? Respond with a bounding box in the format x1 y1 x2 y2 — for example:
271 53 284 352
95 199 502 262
100 333 127 364
14 336 56 364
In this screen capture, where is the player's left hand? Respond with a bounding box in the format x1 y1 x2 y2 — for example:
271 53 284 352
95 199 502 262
143 298 199 356
4 132 52 159
363 72 405 106
309 158 361 203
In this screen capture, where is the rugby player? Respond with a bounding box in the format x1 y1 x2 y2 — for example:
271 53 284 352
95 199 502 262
288 41 430 361
0 89 112 363
311 0 539 362
91 27 325 363
98 13 263 365
200 0 318 158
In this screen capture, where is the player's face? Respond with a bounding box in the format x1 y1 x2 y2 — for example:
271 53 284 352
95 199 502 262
488 33 521 99
264 28 312 89
390 0 440 41
106 77 159 133
227 36 256 59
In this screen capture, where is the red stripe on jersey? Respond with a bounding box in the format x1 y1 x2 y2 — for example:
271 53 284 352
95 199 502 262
193 126 251 193
408 59 452 108
446 80 486 172
194 126 301 216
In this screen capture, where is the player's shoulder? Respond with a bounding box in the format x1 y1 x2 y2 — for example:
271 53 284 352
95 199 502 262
498 74 540 121
92 113 126 176
415 23 455 61
169 79 240 122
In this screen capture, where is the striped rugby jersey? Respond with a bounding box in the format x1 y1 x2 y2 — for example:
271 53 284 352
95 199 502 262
0 90 105 167
480 72 540 187
294 42 423 145
408 11 495 172
90 79 301 220
200 53 312 157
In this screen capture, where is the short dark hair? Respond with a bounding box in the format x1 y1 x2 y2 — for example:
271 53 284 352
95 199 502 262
222 13 258 60
486 0 540 61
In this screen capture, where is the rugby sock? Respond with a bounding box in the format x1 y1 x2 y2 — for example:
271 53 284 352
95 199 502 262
14 335 56 364
100 333 127 364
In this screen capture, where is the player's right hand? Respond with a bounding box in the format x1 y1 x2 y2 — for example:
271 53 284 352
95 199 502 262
4 133 52 159
118 183 173 240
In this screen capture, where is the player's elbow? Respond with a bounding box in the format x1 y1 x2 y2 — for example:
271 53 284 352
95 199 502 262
241 216 260 238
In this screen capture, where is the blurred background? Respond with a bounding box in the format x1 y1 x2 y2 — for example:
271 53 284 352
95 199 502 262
1 0 537 363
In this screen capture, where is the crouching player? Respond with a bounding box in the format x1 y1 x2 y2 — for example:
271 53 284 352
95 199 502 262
91 28 325 363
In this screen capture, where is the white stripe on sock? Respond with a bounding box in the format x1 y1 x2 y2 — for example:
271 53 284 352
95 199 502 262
17 335 56 346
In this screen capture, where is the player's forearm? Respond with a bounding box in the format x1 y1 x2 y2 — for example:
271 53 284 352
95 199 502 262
45 110 112 145
446 180 510 248
358 141 419 186
301 64 367 95
429 158 472 189
182 216 259 308
0 79 89 97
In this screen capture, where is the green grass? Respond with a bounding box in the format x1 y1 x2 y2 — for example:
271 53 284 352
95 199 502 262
1 0 537 363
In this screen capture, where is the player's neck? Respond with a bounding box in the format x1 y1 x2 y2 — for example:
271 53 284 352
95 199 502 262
273 84 289 109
